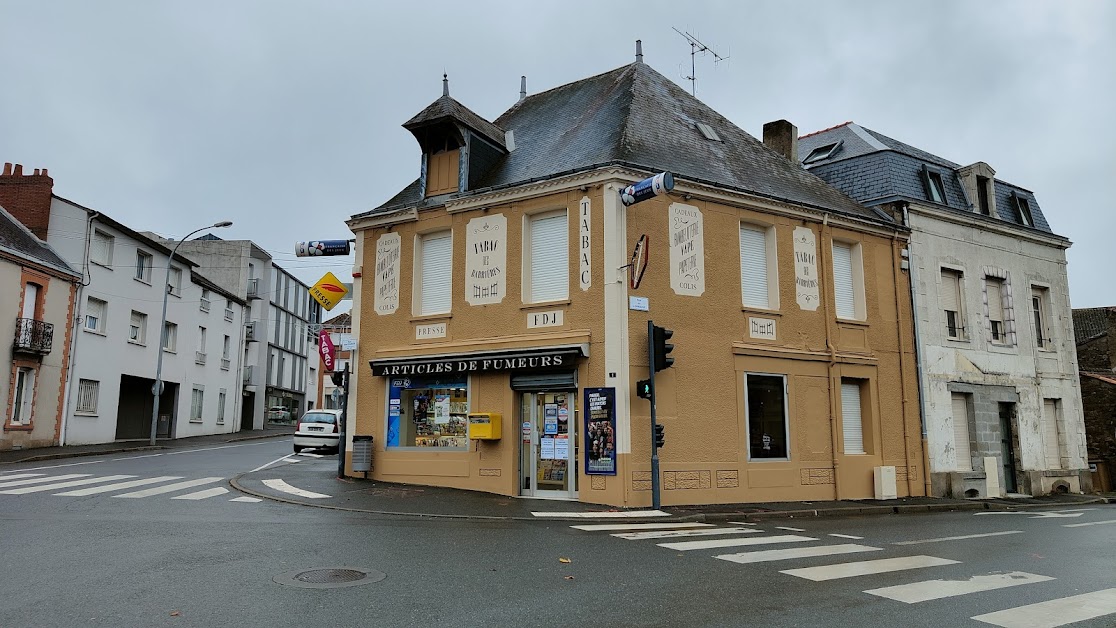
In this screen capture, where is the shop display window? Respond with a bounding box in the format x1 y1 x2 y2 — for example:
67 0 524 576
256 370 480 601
745 373 789 460
386 376 468 449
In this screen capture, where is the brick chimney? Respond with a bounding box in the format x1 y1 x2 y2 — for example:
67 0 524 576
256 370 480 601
0 162 55 240
763 120 799 163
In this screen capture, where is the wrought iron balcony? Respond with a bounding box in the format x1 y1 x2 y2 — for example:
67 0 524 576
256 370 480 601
14 318 54 355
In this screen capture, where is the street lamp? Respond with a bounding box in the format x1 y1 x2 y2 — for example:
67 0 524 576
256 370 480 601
149 220 233 445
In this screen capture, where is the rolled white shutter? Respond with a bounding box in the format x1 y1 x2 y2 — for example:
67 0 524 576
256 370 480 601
92 232 111 264
530 213 568 302
420 233 452 314
986 280 1004 321
740 225 769 308
941 271 960 312
952 393 972 471
1042 399 1060 468
840 381 864 454
832 242 855 318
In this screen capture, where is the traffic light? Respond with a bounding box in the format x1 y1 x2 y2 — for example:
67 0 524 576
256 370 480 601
652 325 675 372
330 371 346 387
654 423 665 449
636 379 652 400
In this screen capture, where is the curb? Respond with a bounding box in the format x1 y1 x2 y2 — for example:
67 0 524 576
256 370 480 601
0 431 292 465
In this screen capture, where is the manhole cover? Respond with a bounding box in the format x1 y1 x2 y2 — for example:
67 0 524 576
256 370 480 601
274 567 386 589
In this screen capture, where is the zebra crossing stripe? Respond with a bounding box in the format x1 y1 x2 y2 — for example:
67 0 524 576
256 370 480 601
716 544 882 565
658 534 815 551
230 496 261 503
115 477 223 498
172 487 229 500
0 475 135 495
570 522 713 532
0 473 44 481
865 571 1054 603
781 555 959 581
54 476 184 496
0 473 90 489
533 510 670 518
261 479 330 499
613 527 762 540
971 587 1116 627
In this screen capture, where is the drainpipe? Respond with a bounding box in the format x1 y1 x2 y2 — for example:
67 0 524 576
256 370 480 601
900 203 933 496
819 213 843 501
60 210 99 446
890 229 916 496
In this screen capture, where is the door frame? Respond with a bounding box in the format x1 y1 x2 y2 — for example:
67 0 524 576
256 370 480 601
519 391 577 500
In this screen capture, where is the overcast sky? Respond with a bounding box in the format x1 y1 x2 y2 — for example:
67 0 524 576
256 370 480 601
2 1 1113 309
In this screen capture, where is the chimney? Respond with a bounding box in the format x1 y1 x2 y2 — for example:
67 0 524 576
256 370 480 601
0 162 55 241
763 120 798 163
519 75 526 101
636 40 644 63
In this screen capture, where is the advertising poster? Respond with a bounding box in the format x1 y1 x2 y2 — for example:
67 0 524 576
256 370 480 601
541 437 556 460
584 387 617 475
543 403 559 435
434 394 451 425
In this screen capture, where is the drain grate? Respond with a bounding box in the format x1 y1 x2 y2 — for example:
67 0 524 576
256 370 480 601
274 567 386 589
296 568 366 584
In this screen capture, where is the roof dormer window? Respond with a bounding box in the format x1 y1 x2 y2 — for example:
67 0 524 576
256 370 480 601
920 165 947 205
803 141 842 165
977 176 992 216
1012 192 1034 227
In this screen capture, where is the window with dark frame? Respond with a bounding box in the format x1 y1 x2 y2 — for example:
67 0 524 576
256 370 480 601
1032 287 1050 348
746 373 788 460
803 141 842 165
1013 193 1034 227
921 165 947 204
941 269 965 340
977 176 992 216
985 277 1008 344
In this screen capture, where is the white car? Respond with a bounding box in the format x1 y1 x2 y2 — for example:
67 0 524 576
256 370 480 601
267 406 292 423
293 409 341 453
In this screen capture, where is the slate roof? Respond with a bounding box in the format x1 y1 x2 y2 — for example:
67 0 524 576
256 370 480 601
355 62 880 224
798 122 1055 235
404 93 507 151
0 202 79 278
1073 307 1114 343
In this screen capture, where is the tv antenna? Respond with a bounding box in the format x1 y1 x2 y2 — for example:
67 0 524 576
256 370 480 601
672 27 728 97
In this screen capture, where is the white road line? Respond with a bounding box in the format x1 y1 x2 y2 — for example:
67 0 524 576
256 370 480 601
172 487 229 500
0 474 89 489
972 587 1116 627
781 555 959 581
115 477 223 498
250 454 297 474
570 522 713 532
613 527 762 540
776 526 806 532
3 460 103 472
297 452 325 458
261 479 331 499
54 476 182 496
532 510 670 518
658 534 815 551
893 530 1023 545
0 473 44 481
729 521 758 526
230 496 261 503
829 534 864 539
112 453 164 460
162 443 256 456
0 475 135 495
717 544 882 565
1063 519 1116 528
865 572 1053 603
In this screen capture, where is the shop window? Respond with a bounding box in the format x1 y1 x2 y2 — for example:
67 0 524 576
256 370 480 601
386 377 468 449
745 373 788 461
951 392 973 471
831 241 865 320
76 379 100 415
526 210 569 303
740 223 777 309
10 366 36 425
941 269 966 340
416 232 452 315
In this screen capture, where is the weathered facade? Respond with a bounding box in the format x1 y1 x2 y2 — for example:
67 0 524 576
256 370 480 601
1073 307 1116 492
345 54 926 506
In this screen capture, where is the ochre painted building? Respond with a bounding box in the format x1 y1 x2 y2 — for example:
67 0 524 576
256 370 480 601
345 54 926 506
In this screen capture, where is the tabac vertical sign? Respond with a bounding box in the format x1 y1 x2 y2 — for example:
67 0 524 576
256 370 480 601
310 272 348 311
793 226 820 311
579 196 591 291
319 330 336 372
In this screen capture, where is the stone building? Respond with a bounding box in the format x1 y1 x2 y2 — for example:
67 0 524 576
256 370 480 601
1073 306 1116 492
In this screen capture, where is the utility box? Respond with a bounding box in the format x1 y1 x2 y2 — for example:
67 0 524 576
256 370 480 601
352 435 373 472
873 465 897 500
467 413 502 440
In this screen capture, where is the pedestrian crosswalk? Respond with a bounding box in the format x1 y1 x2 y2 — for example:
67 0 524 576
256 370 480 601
0 471 251 503
568 520 1116 627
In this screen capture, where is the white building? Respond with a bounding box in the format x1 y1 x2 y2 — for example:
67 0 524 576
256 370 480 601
799 123 1088 496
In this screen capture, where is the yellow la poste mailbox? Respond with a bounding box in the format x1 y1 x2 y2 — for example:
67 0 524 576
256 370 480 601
467 412 502 440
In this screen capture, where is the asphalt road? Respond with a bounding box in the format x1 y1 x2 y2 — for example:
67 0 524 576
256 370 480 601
2 442 1115 627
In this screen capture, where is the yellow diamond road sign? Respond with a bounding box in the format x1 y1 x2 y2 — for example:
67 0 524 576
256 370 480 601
309 272 348 311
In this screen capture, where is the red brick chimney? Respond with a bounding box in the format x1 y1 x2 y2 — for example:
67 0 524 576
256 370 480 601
0 162 55 241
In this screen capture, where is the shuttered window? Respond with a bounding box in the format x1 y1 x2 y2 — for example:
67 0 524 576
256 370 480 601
740 224 769 308
952 393 972 471
986 278 1006 343
1042 399 1062 469
91 230 113 265
76 379 99 414
529 212 568 303
832 242 856 319
841 380 865 454
419 232 452 315
941 269 963 339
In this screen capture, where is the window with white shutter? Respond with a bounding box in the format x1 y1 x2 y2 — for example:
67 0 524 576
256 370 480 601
740 224 770 308
85 297 107 333
941 269 964 339
191 386 204 421
986 277 1006 343
217 389 227 424
832 241 858 319
1042 399 1062 469
840 379 865 454
76 379 100 414
528 211 569 303
952 393 972 471
418 232 452 315
91 230 114 266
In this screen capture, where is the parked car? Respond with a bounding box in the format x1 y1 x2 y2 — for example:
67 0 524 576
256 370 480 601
293 409 342 453
267 406 291 423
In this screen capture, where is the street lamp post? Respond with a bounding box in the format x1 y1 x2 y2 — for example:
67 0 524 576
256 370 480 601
149 221 233 446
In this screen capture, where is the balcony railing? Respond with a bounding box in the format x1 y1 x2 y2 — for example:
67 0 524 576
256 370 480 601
246 278 260 300
195 351 207 365
14 318 54 355
221 357 231 370
242 365 254 385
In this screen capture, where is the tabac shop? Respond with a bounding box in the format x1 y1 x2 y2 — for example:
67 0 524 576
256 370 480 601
370 345 591 499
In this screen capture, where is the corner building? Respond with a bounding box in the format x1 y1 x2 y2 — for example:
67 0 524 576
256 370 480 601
347 54 926 506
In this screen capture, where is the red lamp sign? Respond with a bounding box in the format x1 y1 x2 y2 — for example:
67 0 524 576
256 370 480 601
319 330 336 373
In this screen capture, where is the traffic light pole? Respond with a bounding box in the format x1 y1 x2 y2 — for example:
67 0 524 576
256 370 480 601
336 362 349 479
647 320 661 510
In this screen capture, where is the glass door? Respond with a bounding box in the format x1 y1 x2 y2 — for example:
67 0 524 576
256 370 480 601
519 391 576 499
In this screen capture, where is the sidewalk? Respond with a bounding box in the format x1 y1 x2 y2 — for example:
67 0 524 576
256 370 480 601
0 423 295 464
232 456 1114 522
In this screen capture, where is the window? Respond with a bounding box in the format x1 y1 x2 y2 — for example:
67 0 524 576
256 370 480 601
135 250 153 282
1032 287 1050 348
977 176 992 216
417 232 452 315
162 322 177 352
190 386 204 422
168 267 182 296
745 373 788 460
85 297 107 333
941 269 965 340
91 230 114 266
1042 399 1063 469
1013 193 1034 227
10 367 36 424
803 141 842 165
222 334 231 359
76 379 99 414
386 377 469 449
224 300 234 322
985 277 1007 344
21 282 41 319
840 379 866 455
217 389 227 424
951 392 973 471
200 288 211 312
921 165 946 204
196 326 207 364
831 241 864 320
129 310 147 344
740 224 776 309
527 211 569 303
426 146 460 197
696 122 721 141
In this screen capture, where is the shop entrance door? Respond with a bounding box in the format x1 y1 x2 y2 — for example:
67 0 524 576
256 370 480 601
519 391 576 499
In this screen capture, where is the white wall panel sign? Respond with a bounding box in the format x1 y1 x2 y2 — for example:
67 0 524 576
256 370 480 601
465 214 506 305
415 323 447 339
579 196 591 291
749 317 777 340
793 226 820 311
669 203 705 297
374 233 401 315
527 310 564 328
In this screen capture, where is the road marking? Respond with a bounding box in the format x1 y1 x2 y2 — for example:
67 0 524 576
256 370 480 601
0 474 90 489
570 522 713 531
865 571 1053 603
776 526 806 532
250 454 297 474
829 534 864 539
115 477 223 498
112 453 164 461
729 521 758 526
613 527 762 540
717 544 882 565
894 530 1023 545
262 478 331 499
0 475 134 494
971 587 1116 627
3 460 103 472
297 452 325 458
1063 519 1116 528
54 476 183 496
781 555 959 581
162 443 258 456
975 509 1094 519
172 487 229 500
0 473 44 481
658 534 815 551
532 510 670 518
230 496 261 503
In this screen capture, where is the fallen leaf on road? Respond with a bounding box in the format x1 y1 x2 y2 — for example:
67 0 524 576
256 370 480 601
170 611 181 617
559 557 571 564
564 576 575 580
